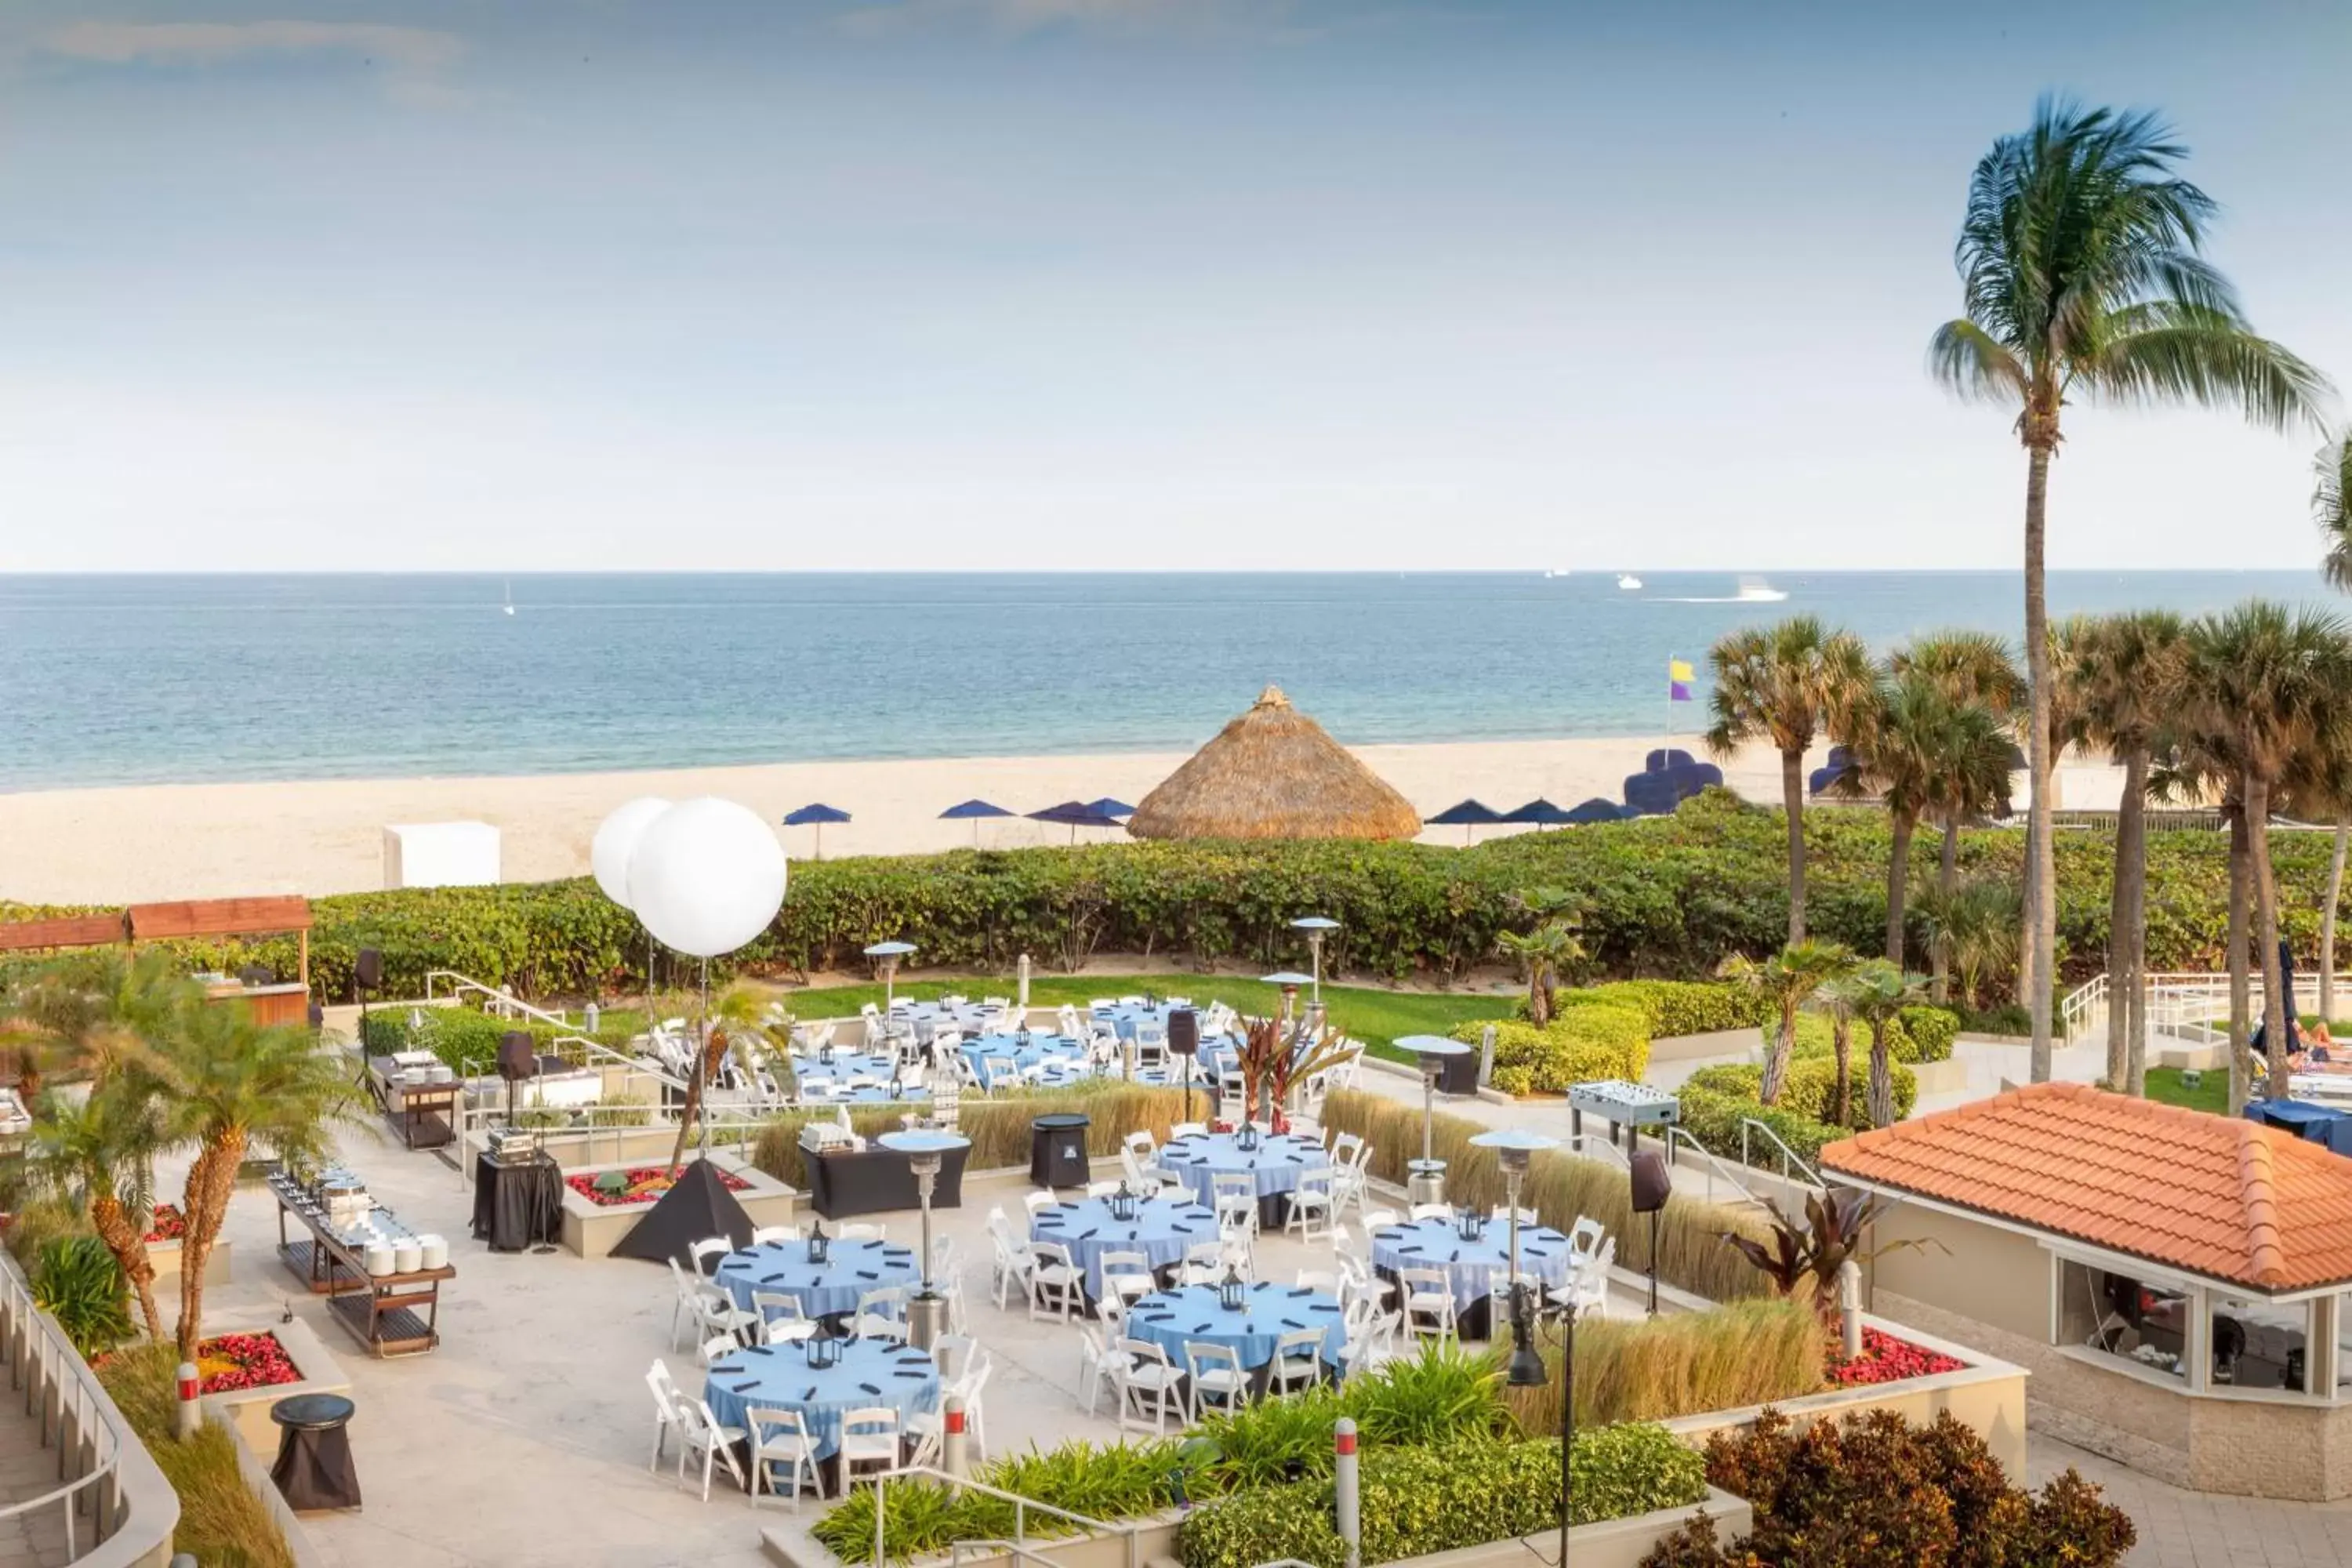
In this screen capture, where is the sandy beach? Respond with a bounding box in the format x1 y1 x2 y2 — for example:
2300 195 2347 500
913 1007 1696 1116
0 734 1810 906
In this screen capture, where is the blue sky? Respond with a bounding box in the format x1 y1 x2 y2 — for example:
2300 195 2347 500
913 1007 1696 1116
2 1 2346 572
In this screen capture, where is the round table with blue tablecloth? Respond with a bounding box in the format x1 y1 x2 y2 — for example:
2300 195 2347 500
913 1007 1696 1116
789 1051 903 1089
1154 1131 1330 1225
703 1337 940 1476
1029 1193 1218 1300
959 1033 1091 1092
897 1001 995 1040
713 1236 924 1322
1368 1215 1573 1339
1122 1283 1344 1383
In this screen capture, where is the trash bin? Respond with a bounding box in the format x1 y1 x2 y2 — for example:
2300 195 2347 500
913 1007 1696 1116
269 1392 362 1511
1030 1112 1091 1188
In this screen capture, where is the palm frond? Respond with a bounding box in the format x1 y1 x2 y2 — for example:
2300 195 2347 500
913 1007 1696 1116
1926 319 2027 405
2317 432 2352 594
2083 321 2333 432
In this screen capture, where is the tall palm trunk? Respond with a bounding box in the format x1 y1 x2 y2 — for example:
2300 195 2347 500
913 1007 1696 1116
2322 818 2349 1021
176 1129 247 1359
2118 751 2151 1095
1866 1021 1894 1128
1884 811 1914 965
1931 817 1960 1003
1759 1003 1796 1107
2227 807 2252 1115
89 1193 162 1340
2021 438 2056 1082
1782 748 1807 943
1830 1014 1853 1127
2247 774 2292 1099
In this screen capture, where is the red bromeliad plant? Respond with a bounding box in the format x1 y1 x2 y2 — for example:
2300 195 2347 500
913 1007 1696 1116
196 1331 300 1394
142 1204 187 1243
1826 1327 1965 1387
565 1165 752 1207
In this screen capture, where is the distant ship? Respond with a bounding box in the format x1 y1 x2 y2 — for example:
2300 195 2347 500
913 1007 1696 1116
1617 573 1642 590
1733 577 1787 603
1544 568 1571 579
503 580 516 616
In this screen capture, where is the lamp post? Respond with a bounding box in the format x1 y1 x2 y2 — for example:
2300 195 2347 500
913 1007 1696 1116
1394 1036 1472 1207
1470 1127 1560 1359
863 941 916 1011
1290 916 1340 1003
1260 973 1313 1032
878 1128 969 1349
1472 1125 1570 1568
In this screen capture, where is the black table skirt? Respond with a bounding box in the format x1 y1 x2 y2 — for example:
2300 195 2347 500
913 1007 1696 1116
806 1145 969 1218
271 1423 362 1510
471 1152 564 1251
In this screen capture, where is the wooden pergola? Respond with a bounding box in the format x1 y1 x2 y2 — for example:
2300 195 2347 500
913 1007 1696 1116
0 895 314 985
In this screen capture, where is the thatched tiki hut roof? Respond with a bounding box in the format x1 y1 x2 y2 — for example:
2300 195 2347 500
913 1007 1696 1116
1128 685 1422 841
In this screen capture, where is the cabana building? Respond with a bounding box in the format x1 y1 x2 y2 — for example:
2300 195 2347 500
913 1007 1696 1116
1827 1082 2352 1501
1127 684 1421 842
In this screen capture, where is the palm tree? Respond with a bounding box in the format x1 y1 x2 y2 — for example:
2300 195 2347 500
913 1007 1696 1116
670 982 789 1171
1915 878 2020 1012
2318 431 2352 591
1830 667 2016 969
27 1084 173 1338
1807 964 1867 1127
1929 96 2331 1083
0 949 193 1103
164 1003 364 1358
1889 632 2025 1000
2065 611 2188 1093
1497 888 1583 1027
2181 604 2352 1099
1704 616 1873 943
1845 959 1930 1129
1720 940 1856 1107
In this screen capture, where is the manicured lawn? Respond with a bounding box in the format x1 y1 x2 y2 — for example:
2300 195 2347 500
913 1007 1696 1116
766 974 1519 1062
2142 1066 2229 1115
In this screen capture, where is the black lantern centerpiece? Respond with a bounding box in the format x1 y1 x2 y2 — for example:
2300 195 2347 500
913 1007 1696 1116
1235 1122 1261 1153
808 1223 830 1266
1218 1261 1247 1313
1109 1181 1138 1223
1457 1206 1486 1243
808 1334 842 1369
818 1040 837 1067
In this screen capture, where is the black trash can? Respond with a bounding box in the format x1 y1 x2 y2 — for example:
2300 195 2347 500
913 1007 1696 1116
1030 1112 1091 1188
270 1392 363 1511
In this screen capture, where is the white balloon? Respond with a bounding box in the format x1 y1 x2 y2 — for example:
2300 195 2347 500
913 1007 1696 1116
626 797 788 959
591 797 673 909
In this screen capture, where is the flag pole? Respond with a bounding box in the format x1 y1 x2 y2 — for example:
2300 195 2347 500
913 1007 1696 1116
1665 654 1673 738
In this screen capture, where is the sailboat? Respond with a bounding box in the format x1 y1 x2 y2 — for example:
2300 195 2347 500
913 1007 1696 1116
502 580 516 617
1617 573 1642 590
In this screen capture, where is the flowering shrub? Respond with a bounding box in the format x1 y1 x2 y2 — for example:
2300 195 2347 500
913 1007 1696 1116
142 1205 187 1243
564 1165 751 1207
197 1332 299 1394
1825 1328 1964 1388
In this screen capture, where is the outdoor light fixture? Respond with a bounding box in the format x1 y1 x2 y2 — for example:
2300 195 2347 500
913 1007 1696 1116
1290 916 1340 1002
1397 1036 1472 1206
880 1128 969 1348
862 940 917 1009
1218 1262 1247 1313
808 1223 831 1266
1236 1122 1261 1152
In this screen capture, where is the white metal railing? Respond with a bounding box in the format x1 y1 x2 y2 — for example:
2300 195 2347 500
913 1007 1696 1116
1657 1126 1772 1207
452 1098 782 1188
2060 975 2108 1044
862 1464 1143 1568
1738 1117 1822 1189
423 971 577 1033
2071 971 2268 1051
0 1250 176 1565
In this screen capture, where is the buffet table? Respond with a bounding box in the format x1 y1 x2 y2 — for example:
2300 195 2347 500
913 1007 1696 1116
269 1171 455 1358
470 1152 564 1252
804 1142 970 1219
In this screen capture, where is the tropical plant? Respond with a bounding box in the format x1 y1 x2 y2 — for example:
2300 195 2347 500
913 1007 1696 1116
1721 1188 1927 1320
2318 430 2352 593
1929 96 2330 1083
670 981 789 1169
1497 891 1584 1027
1843 960 1929 1128
1806 970 1861 1127
163 1003 366 1358
94 1343 298 1568
26 1085 172 1337
1704 616 1875 942
1719 940 1856 1107
31 1234 133 1358
1913 878 2019 1011
2180 604 2352 1096
0 949 193 1103
1888 632 2025 1001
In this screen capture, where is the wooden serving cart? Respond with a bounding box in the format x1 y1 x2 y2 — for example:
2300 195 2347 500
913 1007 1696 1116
270 1180 455 1359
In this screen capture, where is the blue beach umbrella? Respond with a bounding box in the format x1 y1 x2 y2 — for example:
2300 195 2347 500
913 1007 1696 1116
782 802 851 859
1502 798 1575 830
1425 798 1504 845
1027 800 1127 844
940 797 1015 846
1086 797 1138 819
1563 797 1626 826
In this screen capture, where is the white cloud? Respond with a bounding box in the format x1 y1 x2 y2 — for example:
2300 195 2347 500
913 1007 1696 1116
42 20 462 71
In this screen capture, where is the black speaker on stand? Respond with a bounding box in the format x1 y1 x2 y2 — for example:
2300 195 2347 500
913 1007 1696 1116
1629 1147 1671 1317
1166 1007 1200 1124
497 1029 538 1130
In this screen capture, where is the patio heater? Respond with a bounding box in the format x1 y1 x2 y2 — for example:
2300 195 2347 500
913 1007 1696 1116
863 941 916 1010
1290 916 1340 1003
1471 1127 1560 1359
1261 972 1313 1032
1395 1036 1472 1207
878 1128 969 1350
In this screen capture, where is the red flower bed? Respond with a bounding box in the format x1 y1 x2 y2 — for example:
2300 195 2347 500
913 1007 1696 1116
1825 1327 1965 1388
143 1204 187 1243
566 1166 752 1207
197 1332 300 1394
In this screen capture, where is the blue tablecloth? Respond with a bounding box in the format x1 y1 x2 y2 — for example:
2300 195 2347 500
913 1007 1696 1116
1094 1007 1240 1068
1155 1131 1330 1203
960 1033 1089 1091
1029 1194 1218 1298
1369 1217 1573 1312
898 1001 994 1040
789 1051 902 1088
704 1337 940 1466
1123 1283 1344 1371
713 1237 924 1321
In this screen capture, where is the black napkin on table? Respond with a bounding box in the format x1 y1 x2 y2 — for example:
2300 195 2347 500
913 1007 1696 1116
1281 1318 1305 1330
731 1379 760 1393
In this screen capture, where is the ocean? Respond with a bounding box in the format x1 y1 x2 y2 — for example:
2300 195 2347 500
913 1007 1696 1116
0 571 2336 793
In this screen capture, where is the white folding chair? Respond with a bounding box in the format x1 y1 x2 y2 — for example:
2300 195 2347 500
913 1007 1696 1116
1028 1240 1084 1322
931 1331 976 1381
1286 1170 1337 1243
674 1398 749 1501
1566 1217 1606 1269
1409 1203 1453 1222
1363 1207 1402 1233
644 1360 684 1472
1185 1341 1250 1420
989 1210 1033 1308
1119 1338 1185 1434
838 1407 901 1483
753 1291 818 1345
1024 1191 1062 1221
1179 1240 1225 1287
1399 1266 1457 1341
750 1224 801 1248
855 1287 909 1341
1085 1178 1124 1198
688 1236 734 1278
837 1222 886 1242
697 1330 740 1369
1076 1323 1123 1417
666 1258 706 1352
1098 1250 1156 1312
1295 1268 1340 1295
747 1406 824 1509
1171 1121 1208 1139
1269 1327 1327 1396
694 1287 760 1348
1553 1237 1615 1319
1490 1205 1541 1226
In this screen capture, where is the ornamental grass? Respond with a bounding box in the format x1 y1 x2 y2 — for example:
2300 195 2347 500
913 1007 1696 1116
95 1342 296 1568
1503 1298 1826 1434
1317 1089 1772 1303
749 1081 1190 1189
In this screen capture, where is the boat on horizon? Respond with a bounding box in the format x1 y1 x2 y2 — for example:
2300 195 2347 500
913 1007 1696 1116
1617 573 1642 590
1733 576 1786 602
503 580 516 616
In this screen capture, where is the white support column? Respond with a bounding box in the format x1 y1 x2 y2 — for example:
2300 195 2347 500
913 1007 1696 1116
2185 1287 2210 1394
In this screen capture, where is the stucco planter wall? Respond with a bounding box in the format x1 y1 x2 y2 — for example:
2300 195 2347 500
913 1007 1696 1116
560 1152 798 1259
146 1236 233 1288
1648 1027 1763 1064
198 1316 353 1459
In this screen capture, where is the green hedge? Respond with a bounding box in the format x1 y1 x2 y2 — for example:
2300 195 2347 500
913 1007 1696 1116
356 1005 644 1074
9 786 2328 1004
1177 1428 1703 1568
1584 979 1765 1036
1897 1004 1959 1062
1685 1058 1916 1128
1454 1004 1651 1096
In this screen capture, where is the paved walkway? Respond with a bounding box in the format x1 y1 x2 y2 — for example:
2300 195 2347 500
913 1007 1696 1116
0 1385 75 1568
2031 1436 2352 1567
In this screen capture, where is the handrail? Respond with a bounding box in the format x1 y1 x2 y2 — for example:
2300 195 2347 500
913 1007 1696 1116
423 970 575 1033
0 1250 178 1566
1657 1127 1772 1207
1738 1117 1822 1189
861 1464 1142 1568
2059 974 2107 1044
452 1098 779 1188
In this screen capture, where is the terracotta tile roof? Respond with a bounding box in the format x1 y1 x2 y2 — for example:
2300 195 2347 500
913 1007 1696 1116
1818 1081 2352 1294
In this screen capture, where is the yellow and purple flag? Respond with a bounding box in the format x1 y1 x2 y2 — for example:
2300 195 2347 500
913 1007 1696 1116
1668 658 1694 702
